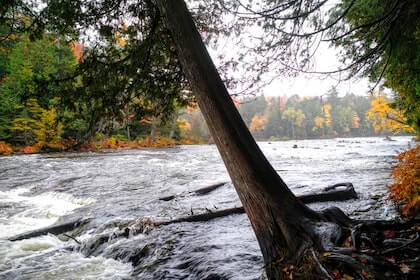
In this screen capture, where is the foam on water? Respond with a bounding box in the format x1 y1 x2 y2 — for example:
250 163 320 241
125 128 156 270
0 188 95 239
0 236 132 280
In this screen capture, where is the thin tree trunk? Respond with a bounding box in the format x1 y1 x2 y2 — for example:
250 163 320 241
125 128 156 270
156 1 324 278
291 121 295 139
150 117 157 142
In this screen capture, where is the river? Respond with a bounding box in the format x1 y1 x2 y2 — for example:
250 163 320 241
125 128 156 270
0 136 414 280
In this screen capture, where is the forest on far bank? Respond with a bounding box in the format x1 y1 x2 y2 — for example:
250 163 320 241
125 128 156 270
183 89 415 142
0 29 414 155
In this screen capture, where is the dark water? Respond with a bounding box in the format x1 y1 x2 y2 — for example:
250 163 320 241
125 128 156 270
0 137 414 279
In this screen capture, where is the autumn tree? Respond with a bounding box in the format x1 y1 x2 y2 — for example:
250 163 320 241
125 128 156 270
281 107 305 139
249 114 267 138
366 93 415 135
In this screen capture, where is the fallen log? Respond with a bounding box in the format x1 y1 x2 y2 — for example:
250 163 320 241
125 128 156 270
298 182 357 204
159 181 357 203
7 217 91 241
154 206 245 226
154 183 358 226
159 181 228 201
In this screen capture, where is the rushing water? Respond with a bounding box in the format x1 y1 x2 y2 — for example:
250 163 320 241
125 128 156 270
0 136 414 280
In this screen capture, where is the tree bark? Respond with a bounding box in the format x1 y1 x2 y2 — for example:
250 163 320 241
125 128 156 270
155 1 329 278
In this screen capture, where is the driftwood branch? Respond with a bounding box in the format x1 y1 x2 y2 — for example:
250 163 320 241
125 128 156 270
7 217 91 241
159 181 229 201
154 206 245 226
160 182 358 203
155 183 358 226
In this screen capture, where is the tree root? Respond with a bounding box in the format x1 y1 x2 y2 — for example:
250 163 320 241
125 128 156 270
317 215 420 279
265 210 420 279
310 248 334 280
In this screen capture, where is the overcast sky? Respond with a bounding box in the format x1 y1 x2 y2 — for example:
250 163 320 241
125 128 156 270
209 41 372 98
263 70 371 98
202 0 374 99
261 44 372 97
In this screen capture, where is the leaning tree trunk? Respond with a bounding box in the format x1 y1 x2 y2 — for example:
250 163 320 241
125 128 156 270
155 1 336 278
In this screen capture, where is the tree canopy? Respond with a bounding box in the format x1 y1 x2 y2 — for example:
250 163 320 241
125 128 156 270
1 0 418 135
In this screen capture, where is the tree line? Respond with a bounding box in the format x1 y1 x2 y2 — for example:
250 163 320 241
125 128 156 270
180 88 414 142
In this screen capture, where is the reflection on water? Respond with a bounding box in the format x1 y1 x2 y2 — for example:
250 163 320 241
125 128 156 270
0 137 414 279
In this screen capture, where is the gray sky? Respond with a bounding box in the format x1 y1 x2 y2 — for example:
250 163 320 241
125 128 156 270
202 0 374 98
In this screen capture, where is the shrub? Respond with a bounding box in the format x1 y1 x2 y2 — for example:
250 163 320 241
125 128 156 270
389 145 420 217
0 141 13 155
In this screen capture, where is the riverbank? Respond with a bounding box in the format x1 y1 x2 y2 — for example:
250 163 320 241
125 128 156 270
0 136 203 156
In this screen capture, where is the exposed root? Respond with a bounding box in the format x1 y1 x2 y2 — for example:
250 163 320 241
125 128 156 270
310 248 334 280
314 212 420 279
264 208 420 279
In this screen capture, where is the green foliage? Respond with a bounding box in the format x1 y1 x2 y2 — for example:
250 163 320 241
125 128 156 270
11 99 42 144
0 30 77 143
334 0 420 135
1 34 76 106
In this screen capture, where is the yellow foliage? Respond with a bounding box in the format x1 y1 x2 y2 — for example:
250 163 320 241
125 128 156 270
389 145 420 217
12 99 64 150
312 116 325 133
314 116 324 128
366 94 414 134
0 141 13 155
249 114 267 132
178 118 191 131
282 107 305 127
323 104 332 127
35 107 64 149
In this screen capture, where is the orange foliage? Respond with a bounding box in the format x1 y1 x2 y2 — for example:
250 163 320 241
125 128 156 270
23 143 42 154
249 114 267 132
78 136 185 152
0 141 13 155
389 145 420 217
70 42 84 61
352 113 360 128
139 117 153 124
0 135 200 156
